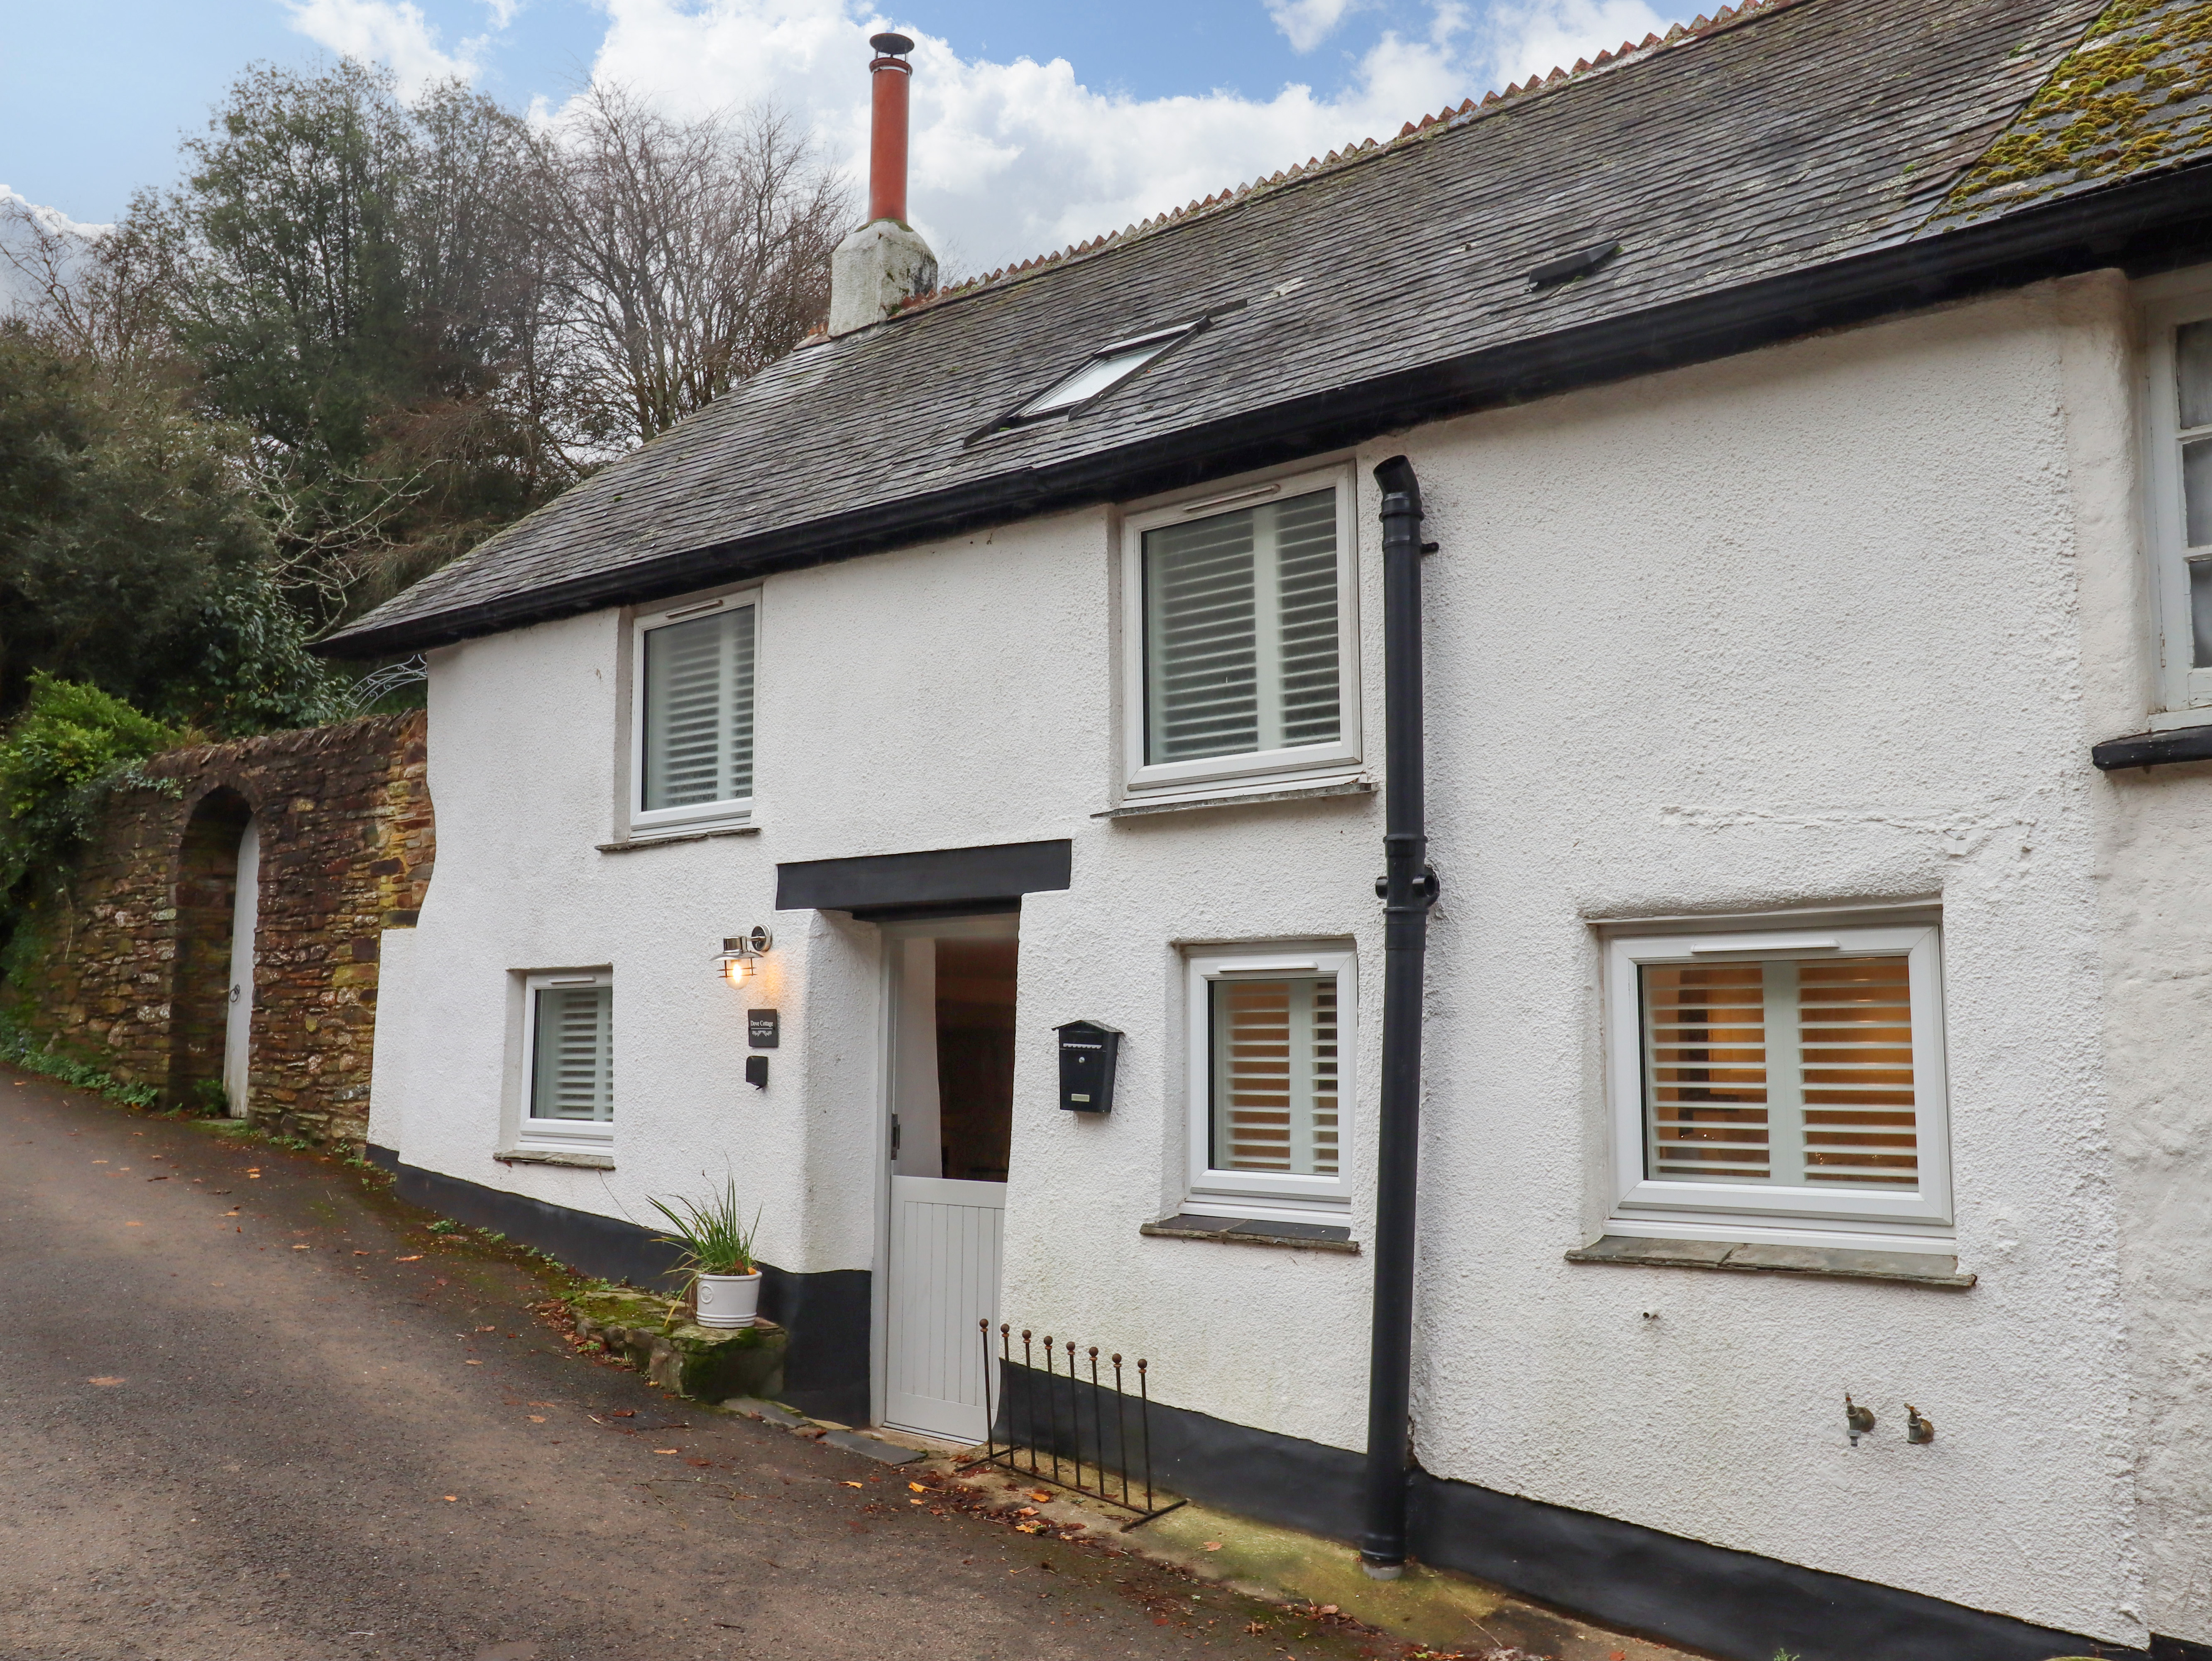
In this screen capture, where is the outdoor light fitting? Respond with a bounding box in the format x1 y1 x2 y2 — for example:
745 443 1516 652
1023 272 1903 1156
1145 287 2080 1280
715 926 774 987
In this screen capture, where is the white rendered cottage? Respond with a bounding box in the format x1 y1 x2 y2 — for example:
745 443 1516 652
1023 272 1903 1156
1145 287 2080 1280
333 3 2212 1657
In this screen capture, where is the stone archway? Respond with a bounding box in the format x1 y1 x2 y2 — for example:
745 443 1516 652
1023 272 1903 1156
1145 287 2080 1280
169 788 254 1112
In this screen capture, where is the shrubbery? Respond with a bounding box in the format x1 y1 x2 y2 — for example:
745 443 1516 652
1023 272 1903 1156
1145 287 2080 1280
0 672 181 901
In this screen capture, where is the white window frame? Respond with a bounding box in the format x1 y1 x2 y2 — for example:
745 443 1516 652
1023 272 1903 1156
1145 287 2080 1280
628 588 759 835
516 969 614 1151
1604 923 1953 1242
1120 465 1363 800
1182 945 1356 1220
2141 282 2212 722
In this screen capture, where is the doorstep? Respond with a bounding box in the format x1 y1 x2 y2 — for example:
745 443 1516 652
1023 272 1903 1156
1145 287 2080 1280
565 1286 785 1403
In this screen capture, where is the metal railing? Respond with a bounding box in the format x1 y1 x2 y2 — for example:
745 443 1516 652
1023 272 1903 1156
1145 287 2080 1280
975 1319 1186 1526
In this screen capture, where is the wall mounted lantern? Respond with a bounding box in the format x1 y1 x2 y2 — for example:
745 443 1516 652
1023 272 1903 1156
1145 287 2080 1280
716 926 774 987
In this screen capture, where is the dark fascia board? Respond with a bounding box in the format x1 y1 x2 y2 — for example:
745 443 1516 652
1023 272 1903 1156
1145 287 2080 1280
775 838 1072 912
2092 722 2212 769
321 161 2212 661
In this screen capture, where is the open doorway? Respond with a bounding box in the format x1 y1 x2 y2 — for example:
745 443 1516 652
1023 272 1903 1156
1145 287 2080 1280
169 790 254 1114
881 914 1018 1440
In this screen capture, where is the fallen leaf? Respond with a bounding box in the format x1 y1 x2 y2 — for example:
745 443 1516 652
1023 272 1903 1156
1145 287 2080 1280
527 1415 546 1423
464 1360 482 1366
291 1245 310 1251
125 1221 142 1227
442 1495 458 1502
1030 1490 1052 1502
1319 1605 1338 1615
909 1481 927 1492
1202 1542 1223 1551
353 1250 370 1256
1017 1522 1046 1534
653 1448 679 1454
842 1481 864 1489
394 1255 423 1262
608 1409 634 1418
1015 1507 1037 1517
685 1458 712 1468
910 1498 924 1506
87 1377 124 1387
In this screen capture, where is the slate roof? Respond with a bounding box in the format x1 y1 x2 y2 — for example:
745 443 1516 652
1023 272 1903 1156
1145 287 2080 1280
330 0 2212 655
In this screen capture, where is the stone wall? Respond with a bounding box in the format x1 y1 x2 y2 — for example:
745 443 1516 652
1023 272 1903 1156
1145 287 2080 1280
0 711 431 1145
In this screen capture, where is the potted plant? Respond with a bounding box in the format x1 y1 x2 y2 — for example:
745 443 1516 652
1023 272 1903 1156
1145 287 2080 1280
648 1182 763 1329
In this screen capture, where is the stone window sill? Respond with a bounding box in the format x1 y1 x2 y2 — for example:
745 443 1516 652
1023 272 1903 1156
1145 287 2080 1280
597 824 759 853
497 1148 615 1170
1565 1234 1973 1288
1097 779 1375 819
1141 1213 1358 1253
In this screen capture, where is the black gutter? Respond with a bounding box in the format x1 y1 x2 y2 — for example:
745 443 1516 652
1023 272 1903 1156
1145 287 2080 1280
1360 456 1438 1577
2090 722 2212 769
322 159 2212 659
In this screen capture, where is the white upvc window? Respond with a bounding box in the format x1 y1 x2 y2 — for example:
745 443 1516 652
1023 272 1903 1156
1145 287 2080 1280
518 970 613 1149
2143 289 2212 723
630 590 757 833
1604 924 1952 1245
1121 468 1361 798
1184 946 1356 1220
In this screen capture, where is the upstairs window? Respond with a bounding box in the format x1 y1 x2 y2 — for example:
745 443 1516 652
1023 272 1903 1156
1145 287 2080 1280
2143 293 2212 721
1605 923 1952 1241
520 970 613 1148
632 592 756 831
1122 468 1361 797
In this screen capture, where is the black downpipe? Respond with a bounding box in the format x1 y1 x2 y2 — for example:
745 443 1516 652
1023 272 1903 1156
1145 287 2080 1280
1360 455 1437 1577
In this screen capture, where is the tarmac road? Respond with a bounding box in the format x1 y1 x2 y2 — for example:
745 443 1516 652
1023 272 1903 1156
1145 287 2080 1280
0 1066 1379 1661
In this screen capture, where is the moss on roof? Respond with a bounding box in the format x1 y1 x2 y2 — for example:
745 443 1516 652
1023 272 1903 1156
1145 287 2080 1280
1937 0 2212 220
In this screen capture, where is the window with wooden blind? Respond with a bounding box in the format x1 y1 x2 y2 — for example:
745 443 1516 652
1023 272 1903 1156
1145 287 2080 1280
2143 290 2212 722
519 970 613 1147
630 591 757 832
1185 946 1355 1218
1121 469 1360 798
1606 924 1951 1237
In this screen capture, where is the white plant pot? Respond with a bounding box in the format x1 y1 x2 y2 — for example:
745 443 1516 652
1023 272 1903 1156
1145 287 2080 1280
695 1271 762 1328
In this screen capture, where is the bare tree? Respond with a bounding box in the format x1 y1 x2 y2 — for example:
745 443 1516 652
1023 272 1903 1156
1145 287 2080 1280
1 191 186 375
536 86 849 447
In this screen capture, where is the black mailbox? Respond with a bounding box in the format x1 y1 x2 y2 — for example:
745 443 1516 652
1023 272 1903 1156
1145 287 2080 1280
1055 1020 1122 1114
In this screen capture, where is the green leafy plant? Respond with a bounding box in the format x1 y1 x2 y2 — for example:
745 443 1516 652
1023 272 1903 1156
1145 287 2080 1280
648 1181 761 1279
426 1218 458 1235
0 1015 159 1108
189 1077 230 1117
0 673 181 898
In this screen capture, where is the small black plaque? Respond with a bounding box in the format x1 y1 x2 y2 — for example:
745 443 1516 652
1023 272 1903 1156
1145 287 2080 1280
749 1009 780 1049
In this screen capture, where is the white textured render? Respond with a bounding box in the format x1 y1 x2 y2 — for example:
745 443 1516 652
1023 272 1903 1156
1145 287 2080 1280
827 220 938 337
367 272 2212 1650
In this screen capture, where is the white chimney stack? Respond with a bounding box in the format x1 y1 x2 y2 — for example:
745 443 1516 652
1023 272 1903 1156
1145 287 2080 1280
828 32 938 336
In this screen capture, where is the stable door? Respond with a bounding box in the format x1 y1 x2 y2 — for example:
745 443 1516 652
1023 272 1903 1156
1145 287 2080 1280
882 917 1017 1442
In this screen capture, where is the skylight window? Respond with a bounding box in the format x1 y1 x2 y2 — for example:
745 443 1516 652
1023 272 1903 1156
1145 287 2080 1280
1014 328 1189 419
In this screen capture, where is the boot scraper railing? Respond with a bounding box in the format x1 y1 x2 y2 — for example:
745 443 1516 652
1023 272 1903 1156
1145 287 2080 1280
976 1319 1187 1527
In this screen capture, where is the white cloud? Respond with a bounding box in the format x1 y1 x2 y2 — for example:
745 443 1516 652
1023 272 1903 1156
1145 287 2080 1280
1482 0 1669 86
0 184 111 316
577 0 1516 271
1266 0 1363 54
283 0 485 93
308 0 1688 273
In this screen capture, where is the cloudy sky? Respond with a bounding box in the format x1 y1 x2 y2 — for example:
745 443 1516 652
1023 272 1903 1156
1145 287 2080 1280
3 0 1690 274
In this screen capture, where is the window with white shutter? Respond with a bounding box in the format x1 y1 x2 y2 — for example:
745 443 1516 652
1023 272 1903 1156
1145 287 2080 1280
2142 289 2212 722
1121 468 1360 797
1606 923 1951 1241
630 592 756 831
520 970 613 1147
1185 946 1355 1218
